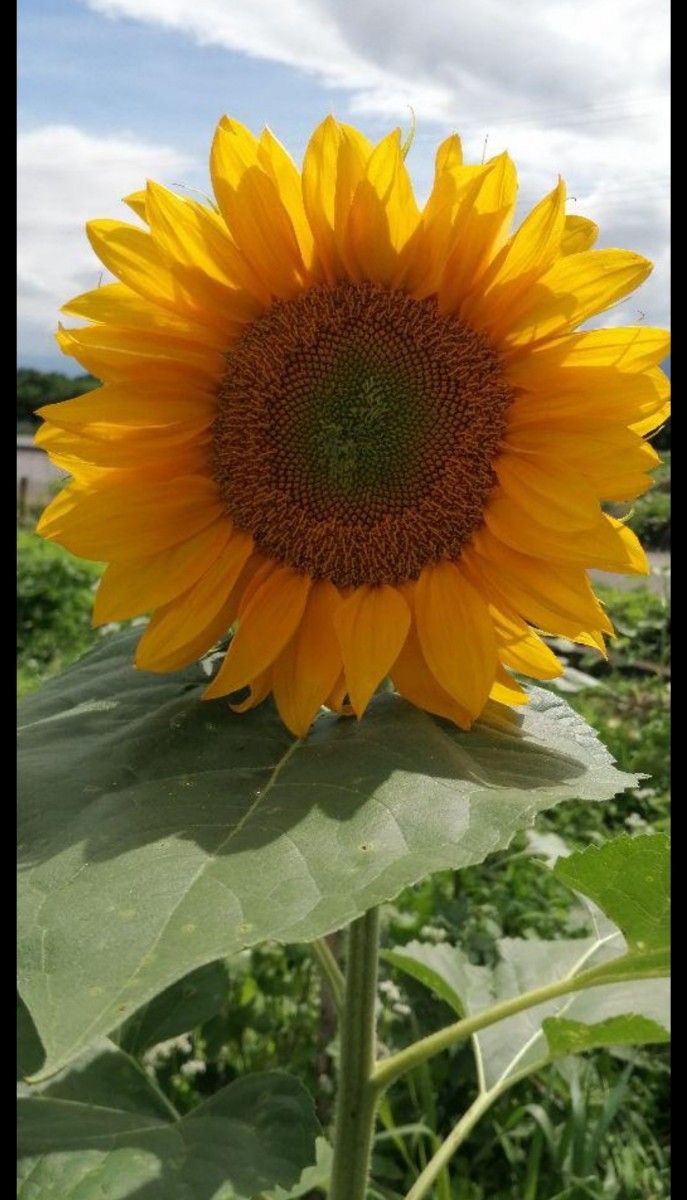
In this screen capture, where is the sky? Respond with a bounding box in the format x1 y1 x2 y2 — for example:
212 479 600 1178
18 0 669 373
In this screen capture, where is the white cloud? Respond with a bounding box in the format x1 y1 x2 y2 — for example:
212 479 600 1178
17 125 195 366
82 0 669 327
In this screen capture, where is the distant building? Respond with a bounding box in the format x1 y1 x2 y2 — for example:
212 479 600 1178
17 433 67 507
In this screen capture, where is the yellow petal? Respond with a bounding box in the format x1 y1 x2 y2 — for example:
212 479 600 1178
210 117 306 298
500 249 653 349
468 527 613 633
123 190 148 222
86 218 236 329
145 180 263 325
301 116 375 282
272 581 343 735
502 425 660 503
258 127 316 271
489 666 528 706
56 324 224 385
414 560 497 718
560 215 598 255
333 584 411 717
494 453 600 531
390 615 472 729
37 380 216 433
324 672 354 717
488 603 563 680
228 670 273 714
135 532 253 671
93 519 234 623
344 129 421 286
506 365 670 431
461 178 567 333
504 327 670 381
35 420 211 468
37 475 222 560
437 152 518 314
62 282 229 346
203 566 312 698
485 495 648 574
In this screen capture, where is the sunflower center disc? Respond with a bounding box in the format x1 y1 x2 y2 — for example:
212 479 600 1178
213 281 513 587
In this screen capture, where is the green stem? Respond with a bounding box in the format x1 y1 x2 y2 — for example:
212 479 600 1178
329 907 381 1200
404 1079 514 1200
370 971 608 1095
310 937 345 1014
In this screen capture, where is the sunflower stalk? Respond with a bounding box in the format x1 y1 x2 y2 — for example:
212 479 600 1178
328 907 381 1200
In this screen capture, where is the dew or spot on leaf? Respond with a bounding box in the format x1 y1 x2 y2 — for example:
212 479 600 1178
119 909 137 920
88 985 104 997
181 923 196 935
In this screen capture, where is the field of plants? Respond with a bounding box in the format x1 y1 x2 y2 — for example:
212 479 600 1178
17 486 670 1199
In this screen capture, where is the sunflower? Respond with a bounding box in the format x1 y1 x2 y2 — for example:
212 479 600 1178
36 116 670 736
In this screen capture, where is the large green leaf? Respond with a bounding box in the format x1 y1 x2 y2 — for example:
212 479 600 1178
116 961 230 1056
18 1040 319 1200
554 834 670 984
19 630 637 1078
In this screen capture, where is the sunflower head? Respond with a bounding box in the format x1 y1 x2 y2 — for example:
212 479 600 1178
36 115 669 736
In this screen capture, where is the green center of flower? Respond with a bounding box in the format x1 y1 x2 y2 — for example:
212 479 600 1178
213 281 513 587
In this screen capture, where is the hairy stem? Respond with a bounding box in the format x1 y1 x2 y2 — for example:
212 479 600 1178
329 908 381 1200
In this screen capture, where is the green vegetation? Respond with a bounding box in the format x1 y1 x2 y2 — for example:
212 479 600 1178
17 532 104 697
17 529 669 1198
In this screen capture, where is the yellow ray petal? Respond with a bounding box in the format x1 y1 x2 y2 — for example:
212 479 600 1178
123 189 148 222
203 566 312 698
461 178 567 333
398 162 487 297
488 603 563 680
35 421 212 469
56 324 224 385
228 670 273 714
485 495 648 575
37 380 216 433
468 528 613 633
301 116 375 282
258 127 316 271
500 249 652 350
504 327 670 382
501 426 661 503
560 215 598 255
93 519 234 623
272 580 343 736
414 560 497 718
210 117 307 298
62 282 229 346
86 218 239 329
333 584 411 717
490 666 528 706
135 531 253 671
390 616 472 729
632 400 671 437
145 181 264 325
344 129 421 286
437 152 518 314
37 475 222 560
506 365 670 430
324 672 354 717
494 453 600 531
